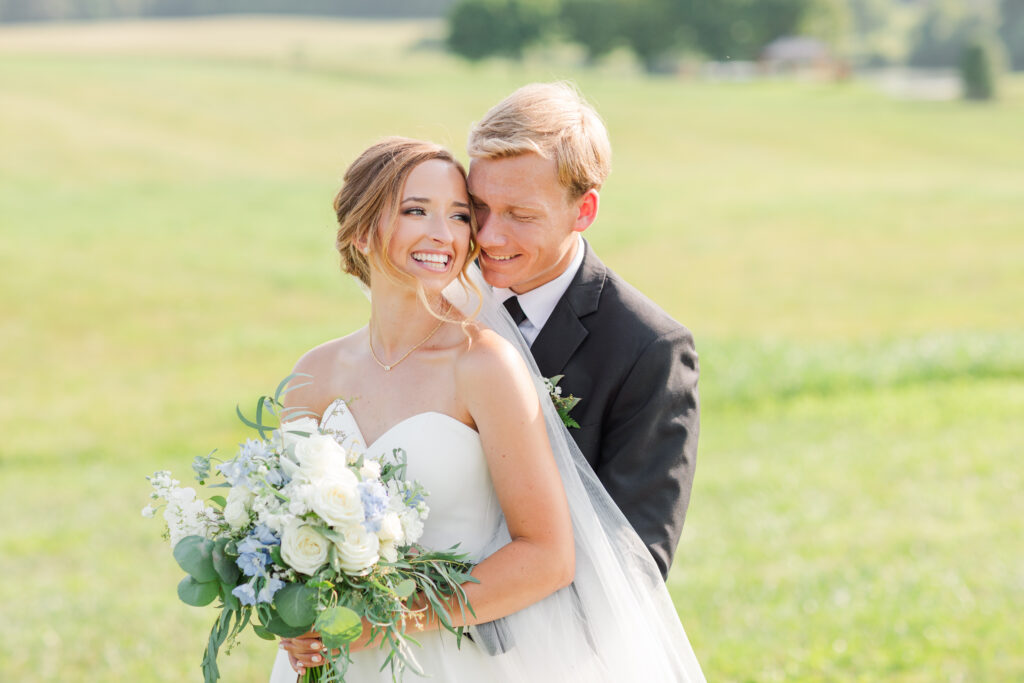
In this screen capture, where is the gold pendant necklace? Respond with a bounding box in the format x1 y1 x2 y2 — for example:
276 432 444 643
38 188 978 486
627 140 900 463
369 315 446 372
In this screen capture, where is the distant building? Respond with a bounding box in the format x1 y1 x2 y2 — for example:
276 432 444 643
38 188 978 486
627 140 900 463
759 36 845 78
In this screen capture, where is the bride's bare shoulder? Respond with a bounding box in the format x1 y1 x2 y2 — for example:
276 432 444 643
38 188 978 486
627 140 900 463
285 329 367 412
454 324 530 385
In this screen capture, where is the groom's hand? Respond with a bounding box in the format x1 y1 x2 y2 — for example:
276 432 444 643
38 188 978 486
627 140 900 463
280 631 324 675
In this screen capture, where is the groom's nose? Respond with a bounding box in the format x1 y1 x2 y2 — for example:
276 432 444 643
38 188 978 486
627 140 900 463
476 212 507 249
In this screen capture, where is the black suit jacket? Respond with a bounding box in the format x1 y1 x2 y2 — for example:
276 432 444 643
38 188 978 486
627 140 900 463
529 241 699 577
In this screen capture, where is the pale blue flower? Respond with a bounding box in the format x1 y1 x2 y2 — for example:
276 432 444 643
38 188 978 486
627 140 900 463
257 577 285 604
237 536 264 555
237 548 268 577
359 481 388 519
232 582 257 606
252 524 280 546
265 467 287 487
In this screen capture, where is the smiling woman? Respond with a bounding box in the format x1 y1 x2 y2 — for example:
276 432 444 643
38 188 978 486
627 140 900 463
271 137 581 680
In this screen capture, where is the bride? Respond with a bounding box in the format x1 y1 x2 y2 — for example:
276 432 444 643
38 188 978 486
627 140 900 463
270 137 704 682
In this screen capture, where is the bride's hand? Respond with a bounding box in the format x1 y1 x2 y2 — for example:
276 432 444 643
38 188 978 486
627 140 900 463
280 631 324 675
281 620 376 672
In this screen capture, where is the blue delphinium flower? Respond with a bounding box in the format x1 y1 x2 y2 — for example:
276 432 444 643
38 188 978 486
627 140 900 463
252 524 280 546
238 548 268 578
359 480 388 532
217 439 271 488
232 582 257 606
257 577 285 604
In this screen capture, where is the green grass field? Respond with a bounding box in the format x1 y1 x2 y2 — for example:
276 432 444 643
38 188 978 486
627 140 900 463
1 17 1022 682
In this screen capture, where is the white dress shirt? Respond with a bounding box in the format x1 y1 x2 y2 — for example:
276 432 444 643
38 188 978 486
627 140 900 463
494 234 586 346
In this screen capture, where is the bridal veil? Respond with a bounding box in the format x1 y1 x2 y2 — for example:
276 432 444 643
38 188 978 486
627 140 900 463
444 268 706 682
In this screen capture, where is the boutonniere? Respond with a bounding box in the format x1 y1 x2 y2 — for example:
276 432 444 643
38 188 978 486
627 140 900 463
543 375 581 429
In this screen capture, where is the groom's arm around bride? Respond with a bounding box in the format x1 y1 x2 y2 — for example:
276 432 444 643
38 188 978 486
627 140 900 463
467 82 699 578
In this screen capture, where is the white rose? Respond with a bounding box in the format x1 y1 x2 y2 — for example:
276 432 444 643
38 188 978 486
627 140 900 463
278 417 320 453
280 522 329 575
223 486 253 529
334 523 380 575
310 477 363 528
377 512 404 546
359 459 382 481
379 541 398 563
399 509 425 545
295 434 352 484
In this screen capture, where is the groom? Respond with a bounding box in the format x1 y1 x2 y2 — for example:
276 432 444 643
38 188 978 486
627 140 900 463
467 82 699 578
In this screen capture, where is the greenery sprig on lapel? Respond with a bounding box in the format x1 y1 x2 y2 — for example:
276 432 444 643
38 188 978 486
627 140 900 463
543 375 581 429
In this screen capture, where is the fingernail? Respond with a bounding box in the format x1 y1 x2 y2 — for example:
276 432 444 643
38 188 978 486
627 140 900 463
311 642 320 649
312 655 321 663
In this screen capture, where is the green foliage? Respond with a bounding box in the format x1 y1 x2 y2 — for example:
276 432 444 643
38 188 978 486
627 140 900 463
212 538 240 585
1000 0 1024 70
174 536 219 583
178 575 220 606
559 0 622 63
0 0 460 22
961 35 1000 100
447 0 554 60
907 0 993 68
314 605 364 649
273 583 318 629
846 0 889 36
618 0 681 71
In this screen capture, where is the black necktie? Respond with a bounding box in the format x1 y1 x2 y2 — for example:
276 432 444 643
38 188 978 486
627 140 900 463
503 296 528 326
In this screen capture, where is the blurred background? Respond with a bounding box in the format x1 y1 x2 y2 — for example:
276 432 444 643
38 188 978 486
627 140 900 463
1 1 1021 681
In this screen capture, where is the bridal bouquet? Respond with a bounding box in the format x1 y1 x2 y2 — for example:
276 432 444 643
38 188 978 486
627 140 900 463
143 378 476 683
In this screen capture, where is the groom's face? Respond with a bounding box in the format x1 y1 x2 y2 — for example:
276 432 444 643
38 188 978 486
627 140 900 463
468 153 583 294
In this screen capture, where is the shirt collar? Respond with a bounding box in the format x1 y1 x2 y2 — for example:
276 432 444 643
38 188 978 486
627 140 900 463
496 234 585 332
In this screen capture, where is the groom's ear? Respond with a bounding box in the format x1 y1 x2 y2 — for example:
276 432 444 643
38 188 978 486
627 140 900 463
572 189 600 233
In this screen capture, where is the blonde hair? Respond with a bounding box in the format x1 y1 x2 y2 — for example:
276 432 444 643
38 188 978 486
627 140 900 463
467 81 611 200
334 137 479 294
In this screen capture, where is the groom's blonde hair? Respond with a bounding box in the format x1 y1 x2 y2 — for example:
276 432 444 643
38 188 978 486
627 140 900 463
467 82 611 200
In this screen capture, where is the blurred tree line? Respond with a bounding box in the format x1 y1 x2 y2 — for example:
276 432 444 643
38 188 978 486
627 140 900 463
446 0 1024 72
0 0 458 21
1 0 1021 73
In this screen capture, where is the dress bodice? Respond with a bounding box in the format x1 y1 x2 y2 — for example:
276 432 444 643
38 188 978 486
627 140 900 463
319 398 503 561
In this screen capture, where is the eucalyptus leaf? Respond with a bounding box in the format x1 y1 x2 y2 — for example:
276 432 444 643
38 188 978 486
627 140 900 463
252 624 277 641
212 538 240 585
394 579 416 599
263 612 310 638
178 575 219 607
274 583 317 629
315 606 363 649
173 536 218 583
220 583 240 611
209 495 227 508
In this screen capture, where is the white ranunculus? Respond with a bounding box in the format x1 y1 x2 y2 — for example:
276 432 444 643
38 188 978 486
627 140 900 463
359 459 382 481
334 523 380 575
399 509 425 545
295 434 352 484
223 486 254 529
310 477 363 528
280 522 329 575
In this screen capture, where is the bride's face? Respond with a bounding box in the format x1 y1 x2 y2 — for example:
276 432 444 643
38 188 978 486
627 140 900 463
378 159 473 292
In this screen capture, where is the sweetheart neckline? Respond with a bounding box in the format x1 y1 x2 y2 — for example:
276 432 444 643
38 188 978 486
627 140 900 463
321 397 479 452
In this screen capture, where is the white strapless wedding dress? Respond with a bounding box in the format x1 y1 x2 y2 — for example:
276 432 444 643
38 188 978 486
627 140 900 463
269 398 512 682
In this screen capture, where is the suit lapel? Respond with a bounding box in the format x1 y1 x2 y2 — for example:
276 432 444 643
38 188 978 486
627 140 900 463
531 241 606 377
